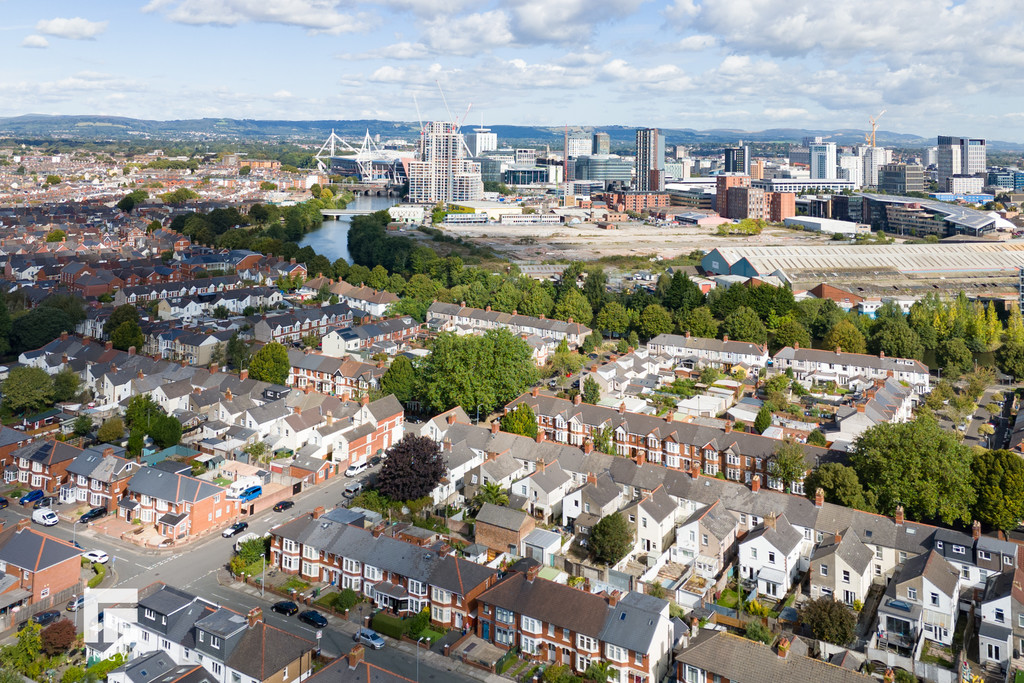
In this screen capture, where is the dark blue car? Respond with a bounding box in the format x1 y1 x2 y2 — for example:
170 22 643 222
19 490 44 505
298 610 327 628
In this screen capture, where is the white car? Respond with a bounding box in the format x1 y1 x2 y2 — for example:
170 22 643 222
345 461 368 477
83 550 109 564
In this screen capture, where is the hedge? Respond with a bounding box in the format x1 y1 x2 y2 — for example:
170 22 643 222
371 612 406 640
88 562 106 588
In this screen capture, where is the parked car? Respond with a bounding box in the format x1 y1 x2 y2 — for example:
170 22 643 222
273 501 294 512
271 600 298 616
369 455 382 467
222 522 248 538
33 496 57 510
0 497 8 509
66 596 85 612
32 611 61 627
19 490 44 505
83 550 109 564
345 461 368 478
79 507 108 524
298 610 328 628
342 481 363 499
32 509 58 526
353 627 386 649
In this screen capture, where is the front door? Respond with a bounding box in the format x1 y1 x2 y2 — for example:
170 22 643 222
988 643 1001 661
482 621 490 640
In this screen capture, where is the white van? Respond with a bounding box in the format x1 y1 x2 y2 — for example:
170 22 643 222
32 509 59 526
345 461 368 477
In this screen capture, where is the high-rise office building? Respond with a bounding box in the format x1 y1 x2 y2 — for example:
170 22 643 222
574 155 633 184
566 131 593 158
592 132 611 156
726 186 766 220
923 147 938 168
635 128 665 192
878 164 925 195
809 142 837 180
861 147 887 187
838 154 863 189
715 174 750 218
408 121 483 204
515 148 537 165
724 145 750 175
937 136 986 186
465 127 497 157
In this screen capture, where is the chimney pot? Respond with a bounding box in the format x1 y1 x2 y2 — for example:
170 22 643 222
105 341 112 351
691 460 701 479
793 342 799 350
246 607 263 628
240 369 248 381
722 335 729 342
347 644 365 669
895 505 905 526
531 386 540 398
526 563 540 582
447 413 457 425
973 520 981 540
313 506 325 519
587 471 597 485
584 439 594 454
573 393 582 405
210 363 218 374
607 591 618 606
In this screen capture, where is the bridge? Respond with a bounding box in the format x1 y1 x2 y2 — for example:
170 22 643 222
321 209 378 219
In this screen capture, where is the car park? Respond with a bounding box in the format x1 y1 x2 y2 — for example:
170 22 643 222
272 601 298 616
222 522 249 538
298 610 328 628
273 501 294 512
353 627 386 649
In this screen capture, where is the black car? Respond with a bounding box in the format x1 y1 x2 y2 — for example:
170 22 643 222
369 455 382 467
79 507 108 524
298 610 328 628
0 497 7 509
222 522 249 538
273 501 294 512
32 610 61 627
33 496 57 510
271 600 298 616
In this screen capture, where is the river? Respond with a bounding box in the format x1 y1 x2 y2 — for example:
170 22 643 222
298 195 398 263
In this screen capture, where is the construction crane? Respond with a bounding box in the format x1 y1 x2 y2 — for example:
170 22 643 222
865 109 886 147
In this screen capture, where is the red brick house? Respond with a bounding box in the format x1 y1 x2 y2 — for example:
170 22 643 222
2 440 83 494
0 520 83 610
121 467 238 541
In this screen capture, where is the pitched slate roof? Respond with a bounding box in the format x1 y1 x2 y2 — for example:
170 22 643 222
0 528 82 572
478 571 611 637
476 503 532 532
127 467 226 503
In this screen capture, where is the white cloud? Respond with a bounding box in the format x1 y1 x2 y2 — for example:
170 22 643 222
144 0 372 34
35 17 108 40
20 35 49 48
601 59 693 91
273 90 292 98
675 34 716 51
340 41 431 61
423 11 513 55
508 0 645 42
763 107 809 120
376 0 474 17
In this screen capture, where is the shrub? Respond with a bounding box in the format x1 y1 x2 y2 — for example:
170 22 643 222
88 562 106 588
41 618 76 655
334 587 359 612
407 609 430 637
371 612 406 640
744 620 774 645
61 666 85 683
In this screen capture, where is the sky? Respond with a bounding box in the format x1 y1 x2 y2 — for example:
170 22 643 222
3 0 1024 141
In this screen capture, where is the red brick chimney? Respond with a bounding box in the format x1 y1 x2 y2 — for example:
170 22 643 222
240 369 248 381
137 370 144 380
751 474 760 492
583 440 593 454
491 421 500 435
82 335 91 345
312 506 325 519
210 363 218 374
636 451 646 466
777 636 790 659
536 431 545 443
973 520 981 540
294 406 301 415
883 669 895 683
722 335 729 342
691 461 701 479
103 447 114 457
531 386 540 398
814 487 824 508
347 644 365 669
128 346 136 356
665 411 674 423
894 505 905 526
447 413 457 425
526 563 540 582
105 341 113 350
246 607 263 628
619 402 626 414
60 331 68 341
793 342 800 350
573 393 582 406
607 591 619 607
225 388 233 402
361 394 370 406
587 471 597 485
16 518 30 531
765 513 777 530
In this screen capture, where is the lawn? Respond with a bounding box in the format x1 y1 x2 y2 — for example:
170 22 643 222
282 577 310 592
214 477 232 486
717 588 740 609
420 627 444 644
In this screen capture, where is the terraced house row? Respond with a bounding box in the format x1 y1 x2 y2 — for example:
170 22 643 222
427 301 592 348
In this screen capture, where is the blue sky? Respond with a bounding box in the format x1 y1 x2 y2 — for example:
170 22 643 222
3 0 1024 141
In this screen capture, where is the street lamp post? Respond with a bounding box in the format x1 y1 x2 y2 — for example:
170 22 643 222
475 405 483 424
416 636 426 682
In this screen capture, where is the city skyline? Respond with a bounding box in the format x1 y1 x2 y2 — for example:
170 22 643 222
2 0 1024 141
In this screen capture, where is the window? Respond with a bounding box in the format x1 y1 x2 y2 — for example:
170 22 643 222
820 564 828 577
875 565 882 577
211 663 222 675
875 547 883 560
161 639 171 650
979 550 991 561
936 541 943 550
605 644 627 662
1005 556 1013 565
495 627 514 646
144 608 156 620
842 570 850 584
899 551 907 563
907 588 917 601
768 551 776 564
210 636 221 649
952 545 965 555
496 607 514 625
751 548 757 560
521 616 541 634
521 636 540 655
995 608 1005 623
628 515 636 524
702 534 708 546
576 634 597 652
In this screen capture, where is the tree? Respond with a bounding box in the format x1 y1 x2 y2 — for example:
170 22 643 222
212 304 231 319
243 441 269 464
73 415 93 437
664 271 703 314
582 267 608 312
0 298 11 356
593 425 614 454
500 403 538 439
745 620 774 645
239 165 251 176
638 304 673 339
595 302 631 336
127 429 144 458
807 429 827 447
804 463 874 512
850 415 975 525
11 307 74 353
937 337 973 377
770 440 808 493
1 366 53 415
472 482 509 513
582 376 600 405
871 317 923 359
125 394 163 431
589 513 632 565
553 289 593 326
110 320 144 351
45 174 61 186
771 318 811 352
97 417 125 444
682 306 719 338
226 332 252 370
46 229 66 242
721 306 766 344
997 338 1024 380
799 597 856 646
754 405 772 434
822 319 866 354
972 449 1024 532
103 304 140 337
248 342 290 385
149 414 182 450
51 368 81 403
380 356 416 404
376 435 445 502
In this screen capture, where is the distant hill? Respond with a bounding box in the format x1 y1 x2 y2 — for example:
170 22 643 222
0 114 1020 151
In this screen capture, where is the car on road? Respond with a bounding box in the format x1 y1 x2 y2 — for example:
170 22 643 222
32 611 61 627
33 496 57 510
369 455 382 467
353 627 386 649
273 501 295 512
271 600 298 616
343 481 363 499
0 497 7 509
345 461 368 477
222 522 249 538
79 507 108 523
66 596 85 612
298 610 328 628
19 490 44 505
83 550 109 564
31 509 58 526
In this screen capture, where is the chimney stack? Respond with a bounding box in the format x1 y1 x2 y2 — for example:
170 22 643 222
793 342 799 350
751 474 760 493
60 331 68 341
587 471 597 485
225 388 233 402
293 406 301 415
103 447 114 457
765 513 777 530
16 518 30 532
137 370 144 380
312 506 325 519
814 487 824 508
722 335 729 342
973 520 981 540
128 346 136 356
883 669 895 683
447 413 457 425
240 369 248 381
536 431 545 444
105 341 113 351
583 439 593 454
607 591 618 607
347 645 365 669
777 637 790 659
894 505 905 526
531 386 540 398
665 411 674 423
491 421 499 435
361 394 370 406
210 363 218 374
246 607 263 628
573 393 582 406
691 460 701 479
619 402 626 414
526 563 540 582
